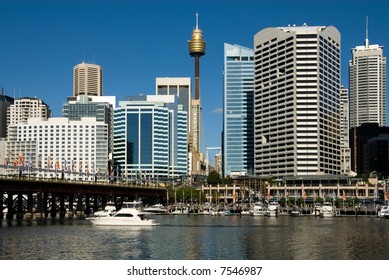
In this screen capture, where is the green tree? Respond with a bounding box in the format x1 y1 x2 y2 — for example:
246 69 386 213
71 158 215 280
207 170 221 185
279 196 286 207
221 176 232 185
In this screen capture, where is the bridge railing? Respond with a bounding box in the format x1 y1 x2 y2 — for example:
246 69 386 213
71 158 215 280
0 165 167 189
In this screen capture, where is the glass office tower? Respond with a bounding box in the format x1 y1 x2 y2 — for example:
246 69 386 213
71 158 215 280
223 43 254 177
114 95 187 181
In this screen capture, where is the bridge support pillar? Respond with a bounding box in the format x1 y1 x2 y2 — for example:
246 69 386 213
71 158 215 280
25 193 34 220
0 191 3 220
43 192 49 218
102 196 107 209
50 193 57 218
36 192 44 219
68 194 74 218
6 192 14 220
16 193 23 219
93 196 98 214
85 195 91 217
76 195 84 218
59 194 66 218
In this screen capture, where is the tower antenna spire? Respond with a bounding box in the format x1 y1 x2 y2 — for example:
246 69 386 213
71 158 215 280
365 16 369 48
196 12 199 29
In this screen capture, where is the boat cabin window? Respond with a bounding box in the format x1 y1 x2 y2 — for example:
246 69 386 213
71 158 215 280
115 213 133 217
121 202 142 209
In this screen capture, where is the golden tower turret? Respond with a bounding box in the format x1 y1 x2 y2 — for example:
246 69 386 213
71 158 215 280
188 13 206 58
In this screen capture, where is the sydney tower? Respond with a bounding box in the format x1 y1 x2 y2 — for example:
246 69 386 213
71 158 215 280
188 13 206 153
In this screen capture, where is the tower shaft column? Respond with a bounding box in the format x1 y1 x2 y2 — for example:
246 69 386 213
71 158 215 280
194 57 200 100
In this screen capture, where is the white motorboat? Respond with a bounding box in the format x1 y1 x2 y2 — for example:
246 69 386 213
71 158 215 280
142 204 168 215
320 202 335 218
252 203 267 216
93 202 116 217
378 205 389 218
290 210 300 217
289 205 300 217
171 203 189 215
87 201 159 226
312 203 322 215
240 209 251 215
266 202 279 217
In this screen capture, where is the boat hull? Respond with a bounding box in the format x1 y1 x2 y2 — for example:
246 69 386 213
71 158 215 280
320 212 335 218
320 203 335 218
252 206 266 216
290 211 300 217
88 217 159 226
252 212 266 216
267 211 279 217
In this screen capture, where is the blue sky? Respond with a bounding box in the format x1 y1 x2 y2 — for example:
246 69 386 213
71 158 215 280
1 0 388 161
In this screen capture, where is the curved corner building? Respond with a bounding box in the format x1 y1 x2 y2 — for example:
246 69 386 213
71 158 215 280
73 62 103 97
253 25 341 177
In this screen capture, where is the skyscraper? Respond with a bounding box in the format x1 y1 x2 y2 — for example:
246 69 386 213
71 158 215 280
340 86 351 175
254 25 341 177
349 25 386 128
73 62 103 97
188 13 206 153
113 95 188 181
223 43 254 177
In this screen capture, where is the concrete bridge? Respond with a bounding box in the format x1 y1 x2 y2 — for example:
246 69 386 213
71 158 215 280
0 177 167 219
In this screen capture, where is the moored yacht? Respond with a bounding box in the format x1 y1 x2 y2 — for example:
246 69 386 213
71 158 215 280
266 202 279 217
290 206 300 217
171 203 189 215
320 202 335 218
378 205 389 218
252 203 267 216
142 204 168 215
93 202 116 217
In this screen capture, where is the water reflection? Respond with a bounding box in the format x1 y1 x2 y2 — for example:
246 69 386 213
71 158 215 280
1 215 389 259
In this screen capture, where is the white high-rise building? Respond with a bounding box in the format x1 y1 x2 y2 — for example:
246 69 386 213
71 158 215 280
349 34 386 128
6 117 108 180
340 86 351 175
73 62 103 97
254 25 341 177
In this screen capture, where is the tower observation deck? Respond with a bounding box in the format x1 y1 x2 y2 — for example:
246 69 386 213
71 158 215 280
188 13 206 100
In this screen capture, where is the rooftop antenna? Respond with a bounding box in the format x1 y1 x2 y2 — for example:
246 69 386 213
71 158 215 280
365 16 369 48
195 12 199 29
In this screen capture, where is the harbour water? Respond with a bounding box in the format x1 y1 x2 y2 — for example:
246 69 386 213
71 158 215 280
0 214 388 260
